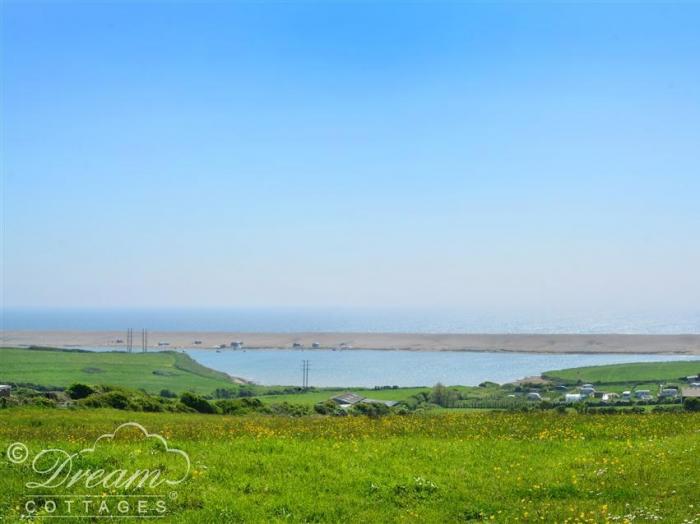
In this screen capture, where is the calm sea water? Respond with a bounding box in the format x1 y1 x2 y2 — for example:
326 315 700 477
184 349 699 387
4 307 699 334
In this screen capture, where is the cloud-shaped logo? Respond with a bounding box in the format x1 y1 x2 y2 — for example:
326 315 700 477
19 422 191 490
79 422 191 486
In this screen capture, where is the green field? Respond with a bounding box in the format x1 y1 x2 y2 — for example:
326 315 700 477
1 408 698 523
252 387 431 405
544 360 700 386
0 347 238 394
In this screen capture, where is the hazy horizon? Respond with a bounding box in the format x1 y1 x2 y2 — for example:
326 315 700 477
3 3 699 312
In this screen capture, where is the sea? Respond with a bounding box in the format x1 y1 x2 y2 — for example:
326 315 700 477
5 307 698 386
3 307 699 334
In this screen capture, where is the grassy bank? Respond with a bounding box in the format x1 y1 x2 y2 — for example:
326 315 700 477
1 408 698 523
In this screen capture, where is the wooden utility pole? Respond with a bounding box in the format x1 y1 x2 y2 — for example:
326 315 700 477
301 360 310 389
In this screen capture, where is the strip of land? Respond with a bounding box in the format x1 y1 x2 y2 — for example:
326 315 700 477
2 331 699 354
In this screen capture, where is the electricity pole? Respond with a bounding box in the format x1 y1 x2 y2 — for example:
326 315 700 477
301 360 310 389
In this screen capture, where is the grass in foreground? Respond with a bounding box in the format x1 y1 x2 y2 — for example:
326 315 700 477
1 408 698 523
544 360 700 386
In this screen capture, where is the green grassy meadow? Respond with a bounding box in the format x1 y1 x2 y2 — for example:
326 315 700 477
544 360 700 386
1 408 698 523
251 387 431 405
0 347 237 394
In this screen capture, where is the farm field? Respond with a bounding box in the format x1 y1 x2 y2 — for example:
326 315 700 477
250 387 431 405
0 347 238 394
1 408 698 523
544 360 700 386
0 347 433 404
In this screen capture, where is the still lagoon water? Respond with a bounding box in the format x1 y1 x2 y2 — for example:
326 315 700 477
184 349 699 387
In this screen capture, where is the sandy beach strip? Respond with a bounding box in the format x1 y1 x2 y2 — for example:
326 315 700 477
2 331 699 355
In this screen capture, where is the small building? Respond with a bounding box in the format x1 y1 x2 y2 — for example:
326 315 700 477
681 387 700 400
582 384 595 389
311 342 320 349
579 387 596 398
0 385 11 398
157 341 170 347
193 340 202 345
621 391 632 401
330 392 396 409
526 392 542 401
601 392 619 402
659 388 679 399
331 392 365 407
230 341 244 349
554 385 568 392
292 342 304 348
635 390 653 400
565 394 583 403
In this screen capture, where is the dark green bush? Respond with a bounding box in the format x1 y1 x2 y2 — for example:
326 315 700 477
350 402 390 418
266 402 311 417
216 397 263 415
66 383 95 400
684 397 700 412
180 391 219 414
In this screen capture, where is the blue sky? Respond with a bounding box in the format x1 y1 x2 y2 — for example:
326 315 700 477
2 2 699 311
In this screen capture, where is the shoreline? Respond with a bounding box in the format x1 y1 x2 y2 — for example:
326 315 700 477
2 331 700 355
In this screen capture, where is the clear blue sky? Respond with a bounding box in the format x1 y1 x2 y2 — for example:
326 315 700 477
2 2 699 312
